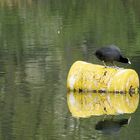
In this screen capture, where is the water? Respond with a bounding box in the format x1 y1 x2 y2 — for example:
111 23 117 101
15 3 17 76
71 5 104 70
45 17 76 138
0 0 140 140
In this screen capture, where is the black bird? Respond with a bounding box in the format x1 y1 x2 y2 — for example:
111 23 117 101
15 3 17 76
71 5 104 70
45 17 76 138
95 118 130 135
95 45 131 66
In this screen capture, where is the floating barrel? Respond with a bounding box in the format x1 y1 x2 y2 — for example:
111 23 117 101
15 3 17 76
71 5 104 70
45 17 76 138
67 91 139 117
67 61 139 92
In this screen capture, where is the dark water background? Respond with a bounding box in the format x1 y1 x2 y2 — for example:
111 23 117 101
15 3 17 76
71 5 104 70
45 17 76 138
0 0 140 140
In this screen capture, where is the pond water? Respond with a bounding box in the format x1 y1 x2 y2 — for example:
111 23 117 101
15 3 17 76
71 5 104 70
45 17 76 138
0 0 140 140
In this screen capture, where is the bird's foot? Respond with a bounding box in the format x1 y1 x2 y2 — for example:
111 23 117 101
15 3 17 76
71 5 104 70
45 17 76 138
103 65 124 69
103 66 110 68
104 66 116 69
110 66 124 70
115 66 124 70
112 66 120 69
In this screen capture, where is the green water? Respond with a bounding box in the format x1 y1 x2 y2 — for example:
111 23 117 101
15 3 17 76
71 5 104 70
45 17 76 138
0 0 140 140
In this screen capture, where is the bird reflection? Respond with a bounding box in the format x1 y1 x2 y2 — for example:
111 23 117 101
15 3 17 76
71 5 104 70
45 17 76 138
95 117 131 135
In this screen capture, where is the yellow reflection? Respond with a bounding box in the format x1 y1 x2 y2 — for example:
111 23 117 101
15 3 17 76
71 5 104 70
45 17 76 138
67 91 139 118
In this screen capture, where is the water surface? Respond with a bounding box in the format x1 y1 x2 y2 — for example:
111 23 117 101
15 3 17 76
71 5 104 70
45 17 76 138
0 0 140 140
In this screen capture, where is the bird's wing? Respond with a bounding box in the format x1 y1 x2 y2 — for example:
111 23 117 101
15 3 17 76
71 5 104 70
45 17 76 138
109 45 121 53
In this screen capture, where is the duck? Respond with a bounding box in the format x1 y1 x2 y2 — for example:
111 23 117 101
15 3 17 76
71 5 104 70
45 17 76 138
95 45 131 66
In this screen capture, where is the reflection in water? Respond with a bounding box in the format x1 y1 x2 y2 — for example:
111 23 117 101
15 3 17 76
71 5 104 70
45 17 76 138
67 91 139 118
0 0 140 139
95 118 130 135
67 91 138 136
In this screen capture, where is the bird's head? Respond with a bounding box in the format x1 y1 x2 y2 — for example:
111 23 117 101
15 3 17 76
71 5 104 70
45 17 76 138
124 58 131 64
120 56 131 64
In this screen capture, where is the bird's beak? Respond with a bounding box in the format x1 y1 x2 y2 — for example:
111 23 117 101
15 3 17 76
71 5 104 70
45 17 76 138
128 60 131 64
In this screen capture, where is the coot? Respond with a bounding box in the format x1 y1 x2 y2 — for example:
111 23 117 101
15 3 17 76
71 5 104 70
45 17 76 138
95 45 131 66
95 118 129 134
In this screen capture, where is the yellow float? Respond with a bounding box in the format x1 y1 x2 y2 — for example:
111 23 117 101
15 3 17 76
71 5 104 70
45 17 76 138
67 91 139 118
67 61 139 92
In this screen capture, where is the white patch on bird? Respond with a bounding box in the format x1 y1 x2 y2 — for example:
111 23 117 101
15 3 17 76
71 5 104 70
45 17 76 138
69 92 75 106
69 75 76 89
128 58 131 64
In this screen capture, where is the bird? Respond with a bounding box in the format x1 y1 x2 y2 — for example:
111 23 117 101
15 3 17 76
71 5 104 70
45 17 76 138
95 45 131 67
95 118 130 135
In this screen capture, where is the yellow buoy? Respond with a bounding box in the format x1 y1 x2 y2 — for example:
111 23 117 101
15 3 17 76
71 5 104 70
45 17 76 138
67 91 139 118
67 61 139 92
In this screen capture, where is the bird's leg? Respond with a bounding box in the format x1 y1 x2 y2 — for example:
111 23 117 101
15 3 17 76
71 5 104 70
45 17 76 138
102 61 107 68
112 62 116 67
112 62 119 69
